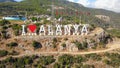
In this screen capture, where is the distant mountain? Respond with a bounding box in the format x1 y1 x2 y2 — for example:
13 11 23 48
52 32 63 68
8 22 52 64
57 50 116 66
22 0 120 26
0 0 16 2
0 0 120 29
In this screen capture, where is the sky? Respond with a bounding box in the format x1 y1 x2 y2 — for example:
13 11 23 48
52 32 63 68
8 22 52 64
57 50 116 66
14 0 120 13
14 0 22 2
68 0 120 13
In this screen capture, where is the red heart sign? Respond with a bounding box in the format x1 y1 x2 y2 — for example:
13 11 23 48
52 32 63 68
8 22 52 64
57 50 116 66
28 24 37 33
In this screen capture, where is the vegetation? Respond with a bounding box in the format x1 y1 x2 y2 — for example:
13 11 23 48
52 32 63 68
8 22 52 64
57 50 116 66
8 50 19 55
107 29 120 38
0 0 120 68
103 53 120 67
1 30 7 39
0 0 120 30
6 42 18 48
53 38 57 43
12 24 21 36
32 41 42 49
61 43 66 48
74 41 88 50
0 53 119 68
64 38 68 41
53 63 61 68
0 50 19 57
85 53 102 61
98 34 113 48
75 55 87 63
31 17 38 21
0 20 10 26
58 54 74 65
82 64 95 68
75 41 84 50
0 20 11 39
38 56 55 65
0 50 8 57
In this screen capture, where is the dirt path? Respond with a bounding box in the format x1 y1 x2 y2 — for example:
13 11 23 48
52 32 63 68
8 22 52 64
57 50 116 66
0 40 120 61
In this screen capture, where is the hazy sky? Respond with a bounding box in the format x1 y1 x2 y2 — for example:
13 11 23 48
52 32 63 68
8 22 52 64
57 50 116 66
68 0 120 13
14 0 120 13
14 0 22 2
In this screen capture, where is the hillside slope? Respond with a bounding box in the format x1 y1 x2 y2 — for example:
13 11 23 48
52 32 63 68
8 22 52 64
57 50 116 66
0 0 16 2
0 0 120 29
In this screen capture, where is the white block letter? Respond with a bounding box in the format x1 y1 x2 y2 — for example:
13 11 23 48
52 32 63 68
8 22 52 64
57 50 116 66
47 25 54 35
22 25 26 36
64 25 71 35
73 24 80 35
39 25 45 35
81 24 88 35
56 25 62 35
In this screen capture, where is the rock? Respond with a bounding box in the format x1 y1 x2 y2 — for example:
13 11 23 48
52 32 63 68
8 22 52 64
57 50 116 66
69 43 78 52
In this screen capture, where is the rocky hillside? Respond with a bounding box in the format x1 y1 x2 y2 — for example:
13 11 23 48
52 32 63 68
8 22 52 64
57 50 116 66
0 0 120 29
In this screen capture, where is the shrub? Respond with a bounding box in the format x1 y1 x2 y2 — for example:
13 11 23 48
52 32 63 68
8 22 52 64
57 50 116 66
82 41 88 49
52 44 56 48
38 56 55 65
104 53 120 67
74 63 83 68
82 64 95 68
75 55 87 63
24 58 33 64
103 59 110 65
1 30 7 39
53 38 57 43
8 50 19 55
31 17 37 21
14 30 19 36
12 24 21 30
58 54 74 65
32 41 42 49
0 64 5 68
61 43 66 48
6 42 18 48
85 53 101 61
0 20 10 26
0 50 8 57
107 29 120 38
74 41 84 50
12 24 21 36
2 26 8 29
37 64 44 68
53 63 61 68
5 57 15 63
16 58 25 66
64 38 68 41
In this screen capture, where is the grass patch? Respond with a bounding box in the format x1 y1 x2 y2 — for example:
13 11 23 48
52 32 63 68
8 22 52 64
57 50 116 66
107 29 120 38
